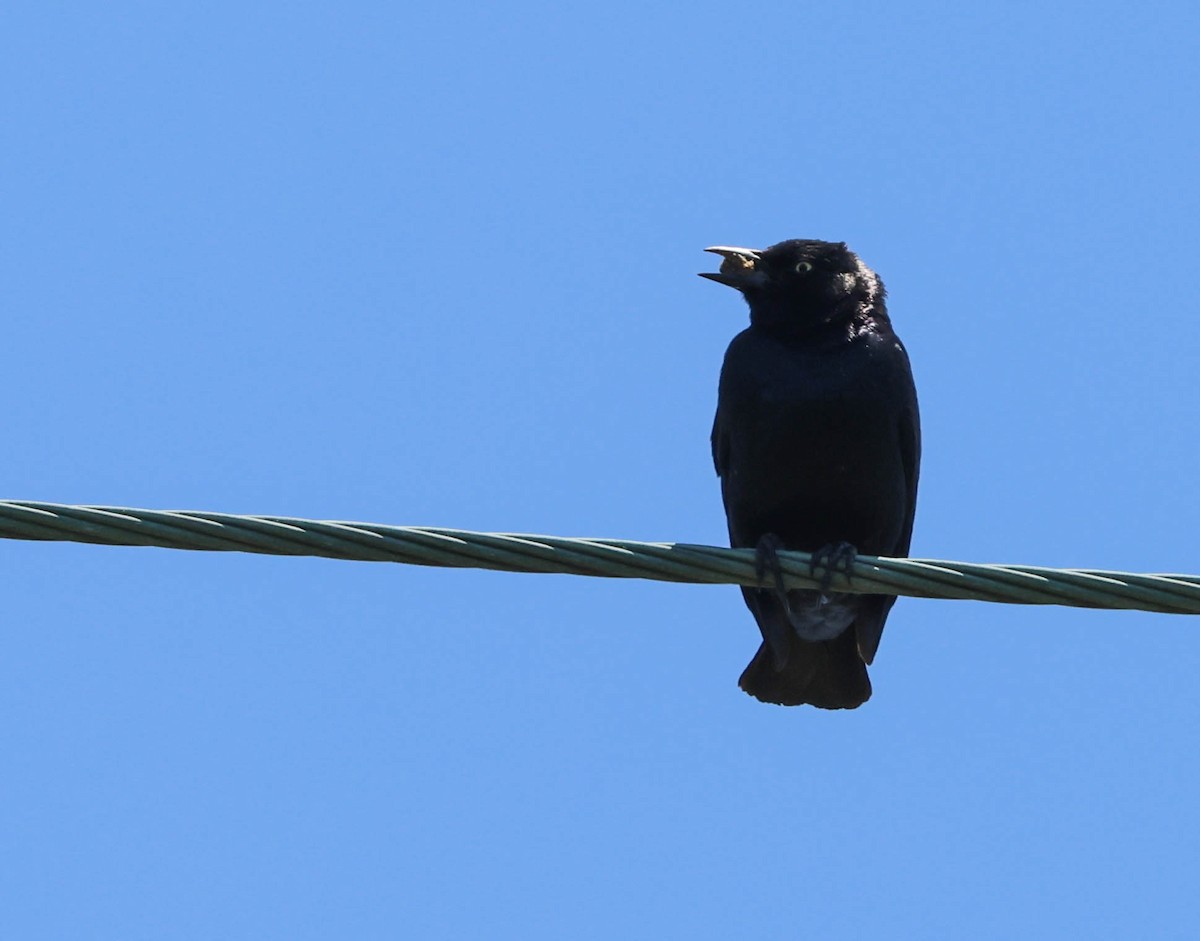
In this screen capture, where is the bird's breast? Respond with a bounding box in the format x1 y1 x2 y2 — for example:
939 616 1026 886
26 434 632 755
717 330 910 553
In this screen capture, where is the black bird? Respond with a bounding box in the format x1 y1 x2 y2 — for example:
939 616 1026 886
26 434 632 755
702 240 920 709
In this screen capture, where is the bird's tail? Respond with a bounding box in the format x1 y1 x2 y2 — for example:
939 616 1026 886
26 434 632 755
738 628 871 709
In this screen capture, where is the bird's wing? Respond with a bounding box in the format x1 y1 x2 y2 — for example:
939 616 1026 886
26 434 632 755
895 373 921 558
710 408 729 479
857 339 921 666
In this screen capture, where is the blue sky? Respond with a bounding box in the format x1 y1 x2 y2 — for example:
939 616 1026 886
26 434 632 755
3 2 1200 937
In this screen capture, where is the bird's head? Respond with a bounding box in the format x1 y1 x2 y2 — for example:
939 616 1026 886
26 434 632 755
700 239 885 337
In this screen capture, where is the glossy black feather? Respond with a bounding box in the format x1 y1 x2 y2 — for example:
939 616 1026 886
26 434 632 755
706 240 920 709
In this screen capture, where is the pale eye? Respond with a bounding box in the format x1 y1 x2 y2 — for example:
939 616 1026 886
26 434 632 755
794 261 813 274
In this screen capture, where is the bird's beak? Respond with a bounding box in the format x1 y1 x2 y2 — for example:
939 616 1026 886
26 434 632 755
699 246 766 289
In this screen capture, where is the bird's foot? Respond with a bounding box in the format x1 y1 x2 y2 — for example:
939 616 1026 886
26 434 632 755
753 533 794 670
809 541 858 596
754 533 792 610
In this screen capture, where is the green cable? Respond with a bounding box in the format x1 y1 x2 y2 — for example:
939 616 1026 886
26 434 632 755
1 500 1197 614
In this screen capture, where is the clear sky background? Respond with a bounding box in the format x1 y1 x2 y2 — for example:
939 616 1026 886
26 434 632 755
3 2 1199 937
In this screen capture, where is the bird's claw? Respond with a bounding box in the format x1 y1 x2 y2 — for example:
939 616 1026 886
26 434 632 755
754 533 791 608
809 541 858 594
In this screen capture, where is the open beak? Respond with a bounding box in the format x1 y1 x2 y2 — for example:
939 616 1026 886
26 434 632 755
699 246 766 289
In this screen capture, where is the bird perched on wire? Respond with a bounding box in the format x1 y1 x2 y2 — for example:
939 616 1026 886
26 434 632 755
702 239 920 709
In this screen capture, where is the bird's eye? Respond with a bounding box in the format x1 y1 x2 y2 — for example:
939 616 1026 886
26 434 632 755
794 261 813 274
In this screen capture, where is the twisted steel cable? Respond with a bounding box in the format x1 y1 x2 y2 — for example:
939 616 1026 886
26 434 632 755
1 500 1198 614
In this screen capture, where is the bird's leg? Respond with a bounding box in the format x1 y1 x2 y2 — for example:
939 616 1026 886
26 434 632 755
809 541 858 599
754 533 793 609
753 532 796 669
